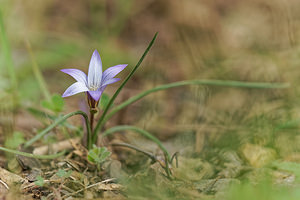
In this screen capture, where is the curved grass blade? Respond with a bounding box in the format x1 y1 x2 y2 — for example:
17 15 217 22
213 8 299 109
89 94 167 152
0 146 65 159
102 125 171 161
92 32 158 143
24 110 91 148
112 142 173 178
102 79 290 124
111 142 158 163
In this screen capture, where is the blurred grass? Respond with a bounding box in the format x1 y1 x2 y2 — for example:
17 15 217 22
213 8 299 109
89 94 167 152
224 181 300 200
0 9 17 92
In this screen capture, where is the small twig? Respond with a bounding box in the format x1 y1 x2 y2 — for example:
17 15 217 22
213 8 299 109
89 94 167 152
0 179 9 190
62 178 116 198
86 178 116 190
51 186 62 200
204 176 221 194
65 159 80 172
61 184 76 193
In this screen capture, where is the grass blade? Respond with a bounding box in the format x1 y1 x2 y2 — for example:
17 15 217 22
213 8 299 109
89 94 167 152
92 32 158 143
0 146 65 159
102 79 290 124
102 125 171 161
24 110 91 148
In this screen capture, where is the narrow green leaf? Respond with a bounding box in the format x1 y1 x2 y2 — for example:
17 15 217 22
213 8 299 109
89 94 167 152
102 125 170 161
93 32 158 143
0 146 65 159
103 79 290 124
24 110 91 148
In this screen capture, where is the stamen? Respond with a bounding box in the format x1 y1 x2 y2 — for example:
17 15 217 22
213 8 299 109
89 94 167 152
89 85 98 91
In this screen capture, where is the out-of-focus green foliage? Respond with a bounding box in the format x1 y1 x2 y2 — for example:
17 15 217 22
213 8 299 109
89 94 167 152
272 161 300 183
99 93 111 110
41 94 65 113
225 181 300 200
56 169 72 178
34 176 44 187
4 131 25 149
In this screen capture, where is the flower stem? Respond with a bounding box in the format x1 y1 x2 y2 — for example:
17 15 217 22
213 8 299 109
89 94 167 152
88 109 95 150
87 92 99 149
90 111 94 132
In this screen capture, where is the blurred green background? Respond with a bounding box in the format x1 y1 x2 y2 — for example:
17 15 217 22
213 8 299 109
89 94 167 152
1 0 300 199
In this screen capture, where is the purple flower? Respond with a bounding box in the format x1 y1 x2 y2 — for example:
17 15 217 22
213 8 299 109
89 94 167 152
61 50 127 103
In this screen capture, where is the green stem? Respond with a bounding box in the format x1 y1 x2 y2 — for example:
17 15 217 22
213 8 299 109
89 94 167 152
164 153 172 179
0 146 65 159
24 111 91 148
103 79 290 124
102 125 171 161
92 33 158 144
88 110 95 150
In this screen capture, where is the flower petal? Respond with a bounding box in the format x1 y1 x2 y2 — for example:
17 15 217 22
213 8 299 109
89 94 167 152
87 86 106 101
88 50 102 89
102 78 120 86
102 64 127 85
61 69 87 85
62 82 89 98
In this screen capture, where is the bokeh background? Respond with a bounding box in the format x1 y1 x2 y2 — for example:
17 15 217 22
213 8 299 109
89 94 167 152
1 0 300 199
